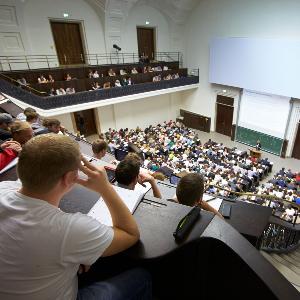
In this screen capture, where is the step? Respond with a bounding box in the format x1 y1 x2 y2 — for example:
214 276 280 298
261 252 300 287
280 254 300 268
271 253 300 275
288 253 300 263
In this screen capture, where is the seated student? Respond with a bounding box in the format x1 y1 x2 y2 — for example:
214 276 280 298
16 107 36 122
176 173 223 218
92 139 108 159
35 118 62 136
0 113 13 141
17 77 27 86
108 68 116 76
93 70 100 78
38 75 48 83
92 82 101 90
103 81 111 89
115 158 162 198
65 73 72 81
26 111 40 130
10 121 34 146
115 80 122 87
56 87 66 95
66 87 75 94
131 67 138 74
128 77 132 85
255 140 262 151
163 65 169 71
0 134 151 300
49 88 56 96
0 140 22 170
120 69 127 75
48 74 55 83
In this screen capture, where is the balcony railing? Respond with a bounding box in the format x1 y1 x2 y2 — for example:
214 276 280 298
0 52 182 71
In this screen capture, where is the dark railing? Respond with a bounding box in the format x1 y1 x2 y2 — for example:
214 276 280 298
0 75 199 110
0 52 182 71
261 219 300 253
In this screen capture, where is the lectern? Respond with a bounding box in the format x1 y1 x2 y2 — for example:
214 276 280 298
249 148 262 159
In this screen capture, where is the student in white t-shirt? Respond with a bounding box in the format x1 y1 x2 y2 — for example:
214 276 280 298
0 134 151 300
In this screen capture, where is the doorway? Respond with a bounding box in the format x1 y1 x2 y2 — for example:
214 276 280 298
73 109 97 137
50 21 85 65
137 27 155 60
215 95 234 137
292 122 300 160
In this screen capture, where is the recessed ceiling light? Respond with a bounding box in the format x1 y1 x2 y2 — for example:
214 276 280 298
222 89 227 93
63 13 69 18
146 21 150 25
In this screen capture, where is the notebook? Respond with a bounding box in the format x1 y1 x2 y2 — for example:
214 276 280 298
87 185 145 226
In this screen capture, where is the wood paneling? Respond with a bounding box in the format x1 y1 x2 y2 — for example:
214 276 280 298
51 21 85 65
137 27 155 60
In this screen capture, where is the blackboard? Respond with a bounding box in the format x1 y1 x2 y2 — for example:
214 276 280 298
235 126 283 156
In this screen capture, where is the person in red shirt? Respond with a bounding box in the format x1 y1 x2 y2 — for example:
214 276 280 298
0 140 22 170
296 172 300 183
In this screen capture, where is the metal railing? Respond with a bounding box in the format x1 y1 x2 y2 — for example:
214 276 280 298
0 52 182 71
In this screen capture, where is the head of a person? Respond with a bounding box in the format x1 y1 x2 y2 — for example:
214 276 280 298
176 173 204 207
24 107 36 116
115 159 140 189
0 113 13 130
10 121 34 146
17 134 80 194
42 118 61 134
92 139 108 159
26 111 39 124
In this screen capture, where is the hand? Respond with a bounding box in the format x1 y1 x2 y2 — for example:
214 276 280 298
77 264 90 275
0 141 22 153
138 171 155 185
76 156 111 194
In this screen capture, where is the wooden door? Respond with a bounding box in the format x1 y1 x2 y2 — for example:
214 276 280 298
51 21 85 65
292 122 300 159
137 27 155 60
216 103 234 136
74 109 97 136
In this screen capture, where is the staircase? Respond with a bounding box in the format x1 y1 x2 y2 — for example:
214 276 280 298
261 249 300 292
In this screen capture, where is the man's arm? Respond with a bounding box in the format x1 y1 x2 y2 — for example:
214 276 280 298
76 158 140 256
200 200 224 219
138 172 162 199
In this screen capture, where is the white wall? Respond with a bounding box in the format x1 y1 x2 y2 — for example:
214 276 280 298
52 112 75 133
97 93 182 132
183 0 300 137
122 4 171 54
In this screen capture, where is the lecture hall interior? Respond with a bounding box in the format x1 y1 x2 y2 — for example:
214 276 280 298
0 0 300 299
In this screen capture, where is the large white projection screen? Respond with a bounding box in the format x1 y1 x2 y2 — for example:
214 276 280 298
209 38 300 98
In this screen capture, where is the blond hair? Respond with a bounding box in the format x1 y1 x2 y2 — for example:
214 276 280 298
17 134 80 192
10 121 31 134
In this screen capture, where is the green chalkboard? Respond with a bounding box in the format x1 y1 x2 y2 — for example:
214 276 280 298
235 126 283 156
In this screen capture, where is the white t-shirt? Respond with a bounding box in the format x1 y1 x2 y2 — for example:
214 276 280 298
0 181 114 300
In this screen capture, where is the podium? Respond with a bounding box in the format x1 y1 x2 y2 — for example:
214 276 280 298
249 148 262 159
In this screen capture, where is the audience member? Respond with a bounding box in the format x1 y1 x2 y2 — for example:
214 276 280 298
10 121 34 146
66 87 75 94
16 107 36 122
38 75 48 83
108 69 116 76
92 82 101 90
115 80 122 87
115 158 162 198
65 73 72 81
93 71 100 78
48 74 55 83
103 82 111 89
0 113 13 140
17 77 27 86
0 134 151 299
0 140 22 170
56 87 66 95
26 111 40 129
120 69 127 75
88 70 93 78
176 173 223 218
131 67 138 74
92 139 108 159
